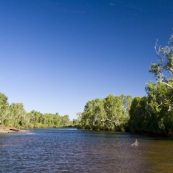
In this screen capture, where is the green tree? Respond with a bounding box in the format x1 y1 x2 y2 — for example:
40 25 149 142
103 95 126 130
78 94 132 131
148 32 173 136
129 97 148 132
80 98 106 129
0 93 9 125
129 31 173 136
60 115 70 127
10 103 26 127
149 32 173 88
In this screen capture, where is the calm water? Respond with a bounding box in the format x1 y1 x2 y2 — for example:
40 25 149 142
0 128 173 173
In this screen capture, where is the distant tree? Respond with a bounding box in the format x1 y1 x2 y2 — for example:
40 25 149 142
0 93 8 105
78 94 132 131
0 92 72 128
103 95 122 129
121 95 133 113
0 93 9 125
81 98 106 129
10 103 26 127
60 115 70 127
129 97 149 132
73 119 79 126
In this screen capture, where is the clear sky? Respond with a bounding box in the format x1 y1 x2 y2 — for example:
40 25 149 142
0 0 173 120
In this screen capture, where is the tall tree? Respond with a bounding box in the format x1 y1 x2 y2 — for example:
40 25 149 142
10 103 26 127
149 32 173 88
0 93 10 125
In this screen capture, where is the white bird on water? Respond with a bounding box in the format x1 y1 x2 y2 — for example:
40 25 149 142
131 139 139 147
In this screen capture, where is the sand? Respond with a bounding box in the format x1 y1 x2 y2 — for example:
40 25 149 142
0 125 23 133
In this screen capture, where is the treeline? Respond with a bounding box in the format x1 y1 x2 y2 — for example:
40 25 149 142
76 32 173 137
129 31 173 137
129 81 173 137
0 93 71 128
77 94 132 131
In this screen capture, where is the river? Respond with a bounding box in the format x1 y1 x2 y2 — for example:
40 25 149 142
0 128 173 173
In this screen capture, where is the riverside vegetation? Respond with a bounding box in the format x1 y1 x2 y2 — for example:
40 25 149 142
76 32 173 137
0 93 71 129
1 32 173 137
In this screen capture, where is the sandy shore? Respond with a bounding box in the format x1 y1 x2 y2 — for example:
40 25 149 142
0 125 28 133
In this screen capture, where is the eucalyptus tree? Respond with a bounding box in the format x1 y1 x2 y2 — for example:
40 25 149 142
79 94 132 130
147 32 173 136
79 100 95 128
63 115 71 126
129 82 173 135
28 110 42 126
59 115 70 127
53 114 61 127
0 93 10 125
10 103 26 127
73 119 79 126
149 32 173 87
0 103 10 126
103 94 126 130
146 81 173 135
0 93 9 124
121 95 133 113
90 98 106 129
129 97 149 132
128 32 173 136
81 98 106 129
120 95 133 127
0 93 8 104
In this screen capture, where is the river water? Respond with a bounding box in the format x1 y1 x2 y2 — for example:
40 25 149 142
0 128 173 173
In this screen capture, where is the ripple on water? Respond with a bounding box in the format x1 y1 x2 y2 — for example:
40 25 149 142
0 129 173 173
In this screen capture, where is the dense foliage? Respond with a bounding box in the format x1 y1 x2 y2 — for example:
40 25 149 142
77 94 132 131
0 93 71 128
129 81 173 137
129 32 173 137
1 32 173 136
76 32 173 137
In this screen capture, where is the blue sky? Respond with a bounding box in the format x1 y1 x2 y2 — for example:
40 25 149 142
0 0 173 120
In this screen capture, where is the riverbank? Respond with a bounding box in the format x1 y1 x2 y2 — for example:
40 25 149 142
0 125 28 133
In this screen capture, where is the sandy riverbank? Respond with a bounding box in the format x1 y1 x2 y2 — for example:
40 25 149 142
0 125 29 133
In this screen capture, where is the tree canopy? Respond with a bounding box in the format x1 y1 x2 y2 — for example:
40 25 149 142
77 94 132 131
1 31 173 137
76 31 173 137
128 32 173 137
0 92 71 128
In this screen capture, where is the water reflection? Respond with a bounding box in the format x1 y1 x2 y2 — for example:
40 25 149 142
0 128 173 173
